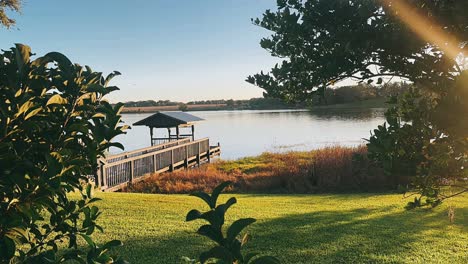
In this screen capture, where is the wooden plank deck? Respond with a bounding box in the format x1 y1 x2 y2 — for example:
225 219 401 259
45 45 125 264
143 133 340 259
96 138 220 192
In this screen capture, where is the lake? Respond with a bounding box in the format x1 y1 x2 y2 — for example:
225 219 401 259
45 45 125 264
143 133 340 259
113 108 386 160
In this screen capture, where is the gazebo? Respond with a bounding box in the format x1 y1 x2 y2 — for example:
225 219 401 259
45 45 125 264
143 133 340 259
133 111 204 146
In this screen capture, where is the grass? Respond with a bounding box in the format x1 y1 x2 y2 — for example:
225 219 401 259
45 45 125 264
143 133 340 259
88 191 468 263
124 146 389 194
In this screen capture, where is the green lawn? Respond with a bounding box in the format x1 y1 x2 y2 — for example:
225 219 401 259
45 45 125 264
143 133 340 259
89 192 468 263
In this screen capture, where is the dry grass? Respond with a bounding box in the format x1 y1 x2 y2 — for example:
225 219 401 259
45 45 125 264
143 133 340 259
124 145 388 194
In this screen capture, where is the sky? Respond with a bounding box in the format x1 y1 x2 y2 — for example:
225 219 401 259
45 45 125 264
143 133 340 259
1 0 280 103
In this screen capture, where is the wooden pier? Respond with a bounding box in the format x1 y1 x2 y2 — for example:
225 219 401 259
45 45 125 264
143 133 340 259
96 138 220 192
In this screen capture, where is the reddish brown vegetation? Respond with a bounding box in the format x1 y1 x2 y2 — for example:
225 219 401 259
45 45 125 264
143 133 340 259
123 146 389 194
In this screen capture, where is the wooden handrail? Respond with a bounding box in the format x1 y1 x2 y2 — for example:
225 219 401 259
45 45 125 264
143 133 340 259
104 138 191 163
99 137 219 191
103 138 209 167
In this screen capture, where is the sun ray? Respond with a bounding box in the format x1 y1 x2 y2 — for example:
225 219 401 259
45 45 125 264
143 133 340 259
382 0 464 64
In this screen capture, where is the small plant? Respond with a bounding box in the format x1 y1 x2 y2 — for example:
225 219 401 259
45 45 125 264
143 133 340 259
185 181 280 264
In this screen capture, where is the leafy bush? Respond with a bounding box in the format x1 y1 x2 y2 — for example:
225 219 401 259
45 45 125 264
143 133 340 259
0 44 128 262
367 86 467 208
184 182 280 264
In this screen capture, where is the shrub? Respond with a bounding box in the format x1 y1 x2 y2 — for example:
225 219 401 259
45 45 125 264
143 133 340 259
0 44 128 262
367 87 468 208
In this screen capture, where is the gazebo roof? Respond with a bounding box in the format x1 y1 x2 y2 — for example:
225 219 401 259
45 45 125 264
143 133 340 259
133 111 204 128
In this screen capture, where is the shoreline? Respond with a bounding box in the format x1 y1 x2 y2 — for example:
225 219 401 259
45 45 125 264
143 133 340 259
121 98 389 113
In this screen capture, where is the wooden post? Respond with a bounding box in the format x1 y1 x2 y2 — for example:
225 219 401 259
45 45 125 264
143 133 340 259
196 141 201 166
170 149 174 172
207 140 211 163
184 146 189 168
153 154 157 173
130 160 134 183
191 125 195 141
95 163 101 188
176 126 180 140
150 127 154 146
102 164 107 189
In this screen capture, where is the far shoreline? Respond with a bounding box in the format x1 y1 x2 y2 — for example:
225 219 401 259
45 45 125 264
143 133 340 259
121 98 389 114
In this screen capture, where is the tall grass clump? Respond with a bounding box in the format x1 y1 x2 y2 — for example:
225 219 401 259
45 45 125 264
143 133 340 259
125 145 389 194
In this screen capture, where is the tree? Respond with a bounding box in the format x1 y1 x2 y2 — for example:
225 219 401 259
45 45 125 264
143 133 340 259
179 103 188 111
0 44 128 262
248 0 467 205
0 0 22 28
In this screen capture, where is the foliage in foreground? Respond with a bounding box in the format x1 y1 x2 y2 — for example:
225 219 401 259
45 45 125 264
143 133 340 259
184 182 280 264
0 44 128 262
249 0 468 206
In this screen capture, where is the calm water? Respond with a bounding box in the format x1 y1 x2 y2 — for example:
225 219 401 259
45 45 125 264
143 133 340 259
113 109 386 160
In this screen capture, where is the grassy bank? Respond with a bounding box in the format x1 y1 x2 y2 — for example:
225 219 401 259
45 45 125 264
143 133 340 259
89 192 468 263
124 146 388 194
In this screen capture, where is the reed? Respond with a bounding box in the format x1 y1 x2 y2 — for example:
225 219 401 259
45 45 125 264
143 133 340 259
124 145 388 194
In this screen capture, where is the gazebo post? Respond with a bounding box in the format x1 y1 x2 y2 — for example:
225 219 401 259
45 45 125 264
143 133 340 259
167 128 171 141
191 125 195 141
176 126 180 140
149 127 154 146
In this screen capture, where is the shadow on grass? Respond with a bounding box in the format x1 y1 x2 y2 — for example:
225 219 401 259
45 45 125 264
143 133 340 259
114 206 466 263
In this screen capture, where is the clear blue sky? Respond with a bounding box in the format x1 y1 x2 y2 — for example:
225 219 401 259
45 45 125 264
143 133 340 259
2 0 279 102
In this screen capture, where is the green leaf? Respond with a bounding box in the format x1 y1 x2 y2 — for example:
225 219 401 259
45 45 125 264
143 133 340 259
104 71 121 86
86 184 92 199
18 101 34 115
186 209 202 221
210 181 232 208
197 225 224 244
79 234 95 248
215 197 237 215
47 94 68 106
14 43 31 74
24 107 42 120
92 113 106 118
226 218 256 242
101 240 123 250
43 51 74 77
190 192 213 208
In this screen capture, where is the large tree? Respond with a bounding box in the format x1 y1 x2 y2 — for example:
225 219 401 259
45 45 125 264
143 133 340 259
248 0 467 205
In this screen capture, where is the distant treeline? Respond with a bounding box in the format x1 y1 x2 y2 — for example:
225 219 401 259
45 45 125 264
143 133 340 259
119 82 411 110
120 97 303 110
313 82 410 106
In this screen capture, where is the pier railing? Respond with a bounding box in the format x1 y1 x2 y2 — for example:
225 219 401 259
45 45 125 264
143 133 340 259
104 138 191 163
97 138 220 192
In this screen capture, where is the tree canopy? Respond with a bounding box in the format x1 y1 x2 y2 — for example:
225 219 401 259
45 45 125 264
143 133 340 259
0 0 22 28
247 0 467 102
